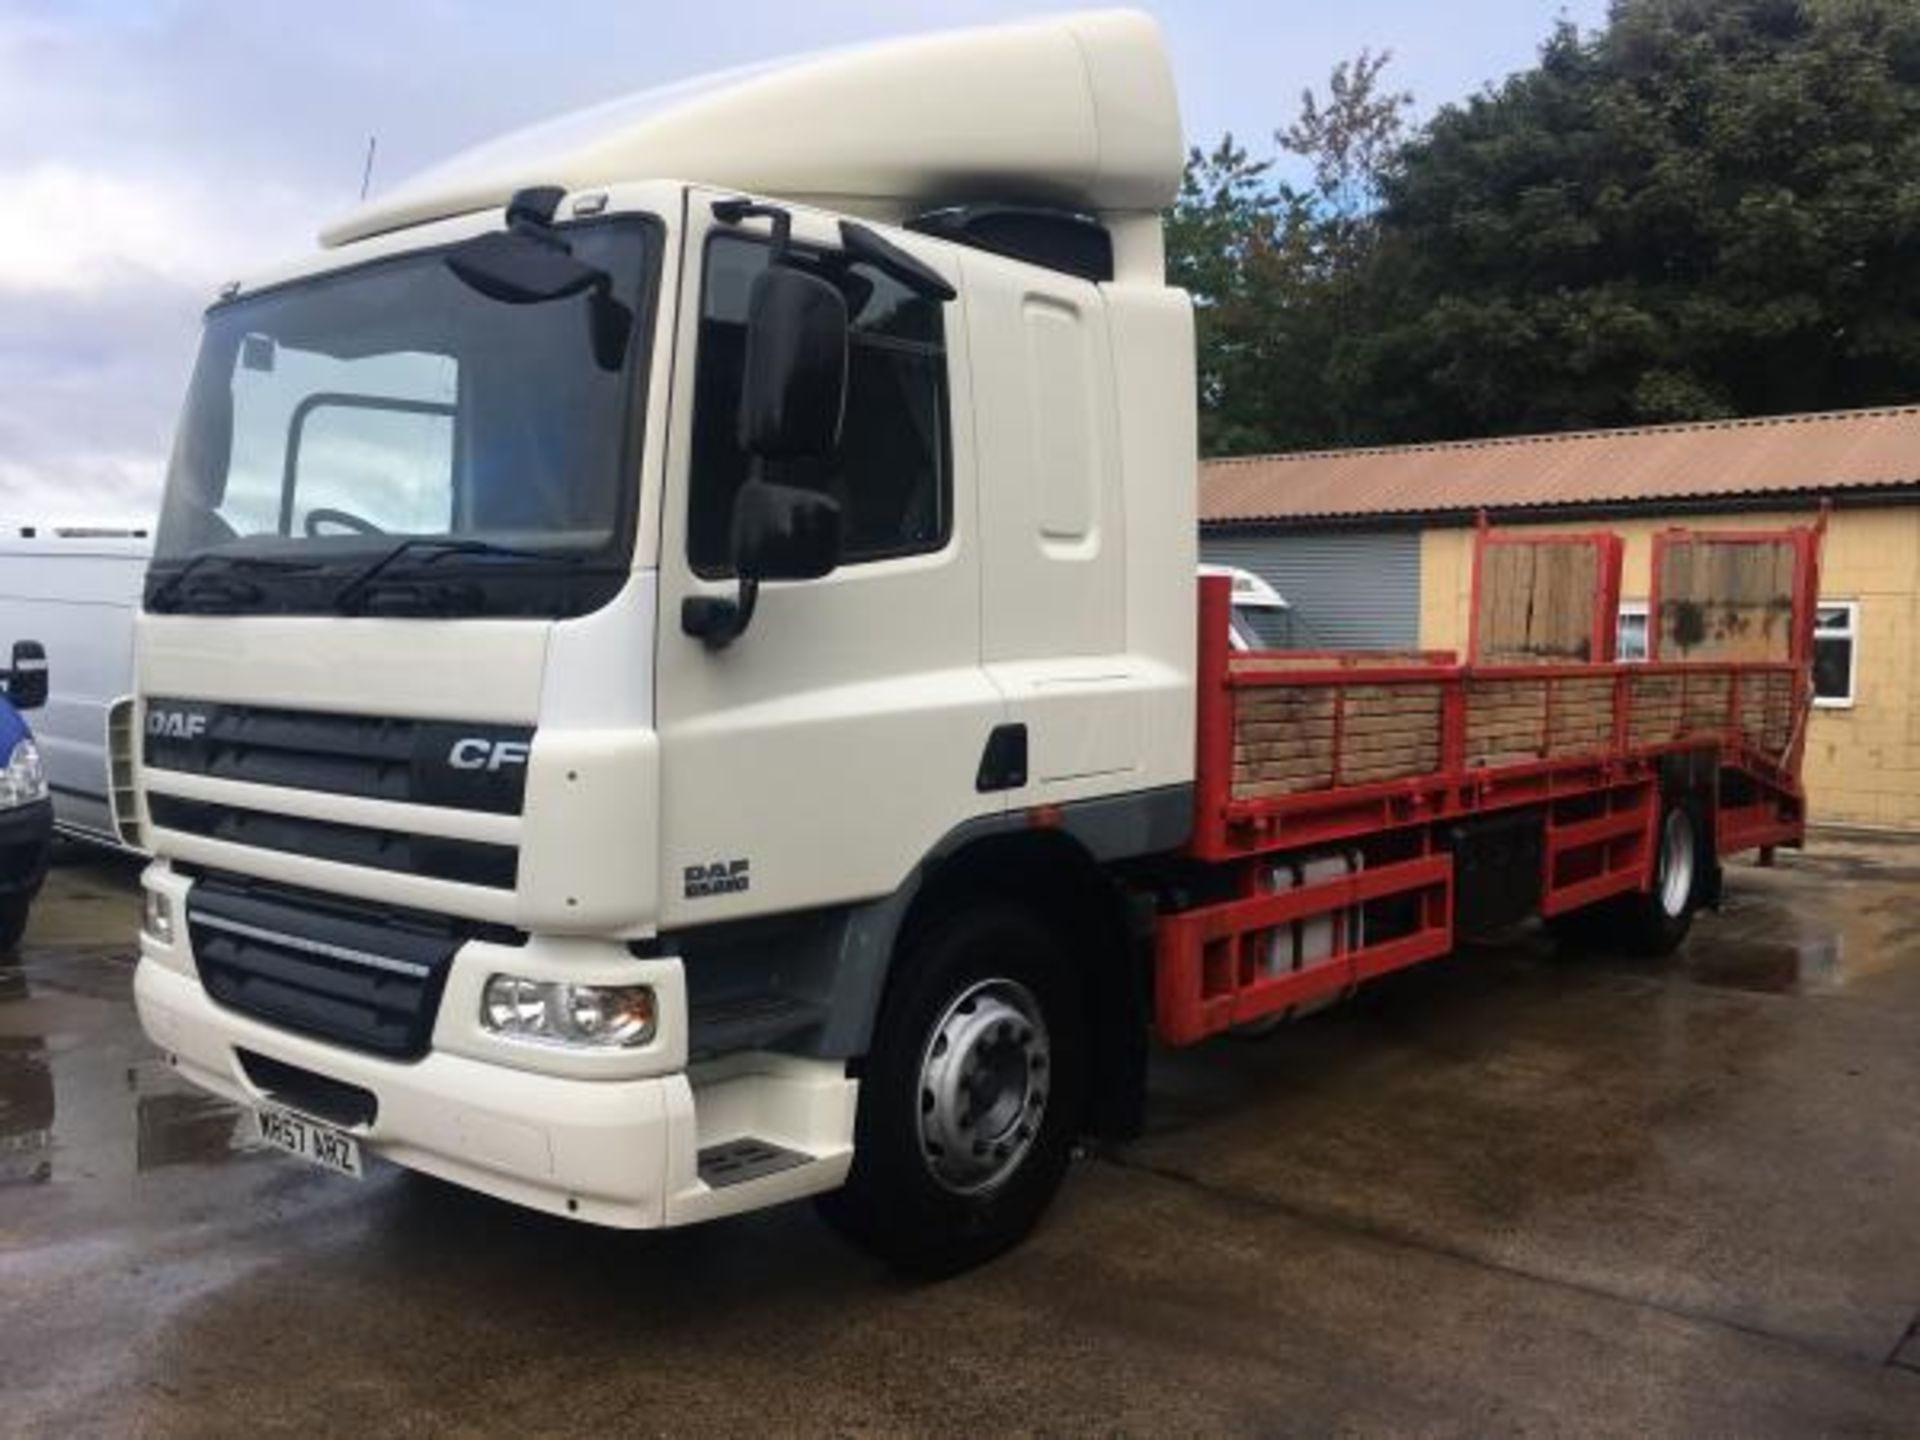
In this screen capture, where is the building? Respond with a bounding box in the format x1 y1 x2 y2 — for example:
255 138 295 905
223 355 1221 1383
1200 404 1920 829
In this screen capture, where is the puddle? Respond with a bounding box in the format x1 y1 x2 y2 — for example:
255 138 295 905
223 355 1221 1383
1680 860 1920 997
0 1036 55 1185
0 953 256 1186
1682 936 1841 994
136 1087 253 1171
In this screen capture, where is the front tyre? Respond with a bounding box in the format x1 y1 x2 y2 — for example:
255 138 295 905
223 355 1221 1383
817 902 1085 1276
0 894 30 958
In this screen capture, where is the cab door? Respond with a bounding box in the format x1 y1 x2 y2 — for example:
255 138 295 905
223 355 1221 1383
652 191 999 927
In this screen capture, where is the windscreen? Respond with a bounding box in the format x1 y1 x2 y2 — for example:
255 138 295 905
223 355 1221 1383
150 218 658 618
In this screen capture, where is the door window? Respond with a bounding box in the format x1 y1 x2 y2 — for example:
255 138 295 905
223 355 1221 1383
688 234 951 576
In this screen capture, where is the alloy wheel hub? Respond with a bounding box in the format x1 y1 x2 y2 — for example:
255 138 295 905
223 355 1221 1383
916 979 1050 1195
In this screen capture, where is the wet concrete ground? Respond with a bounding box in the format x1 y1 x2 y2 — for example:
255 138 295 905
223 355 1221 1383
4 836 1919 1437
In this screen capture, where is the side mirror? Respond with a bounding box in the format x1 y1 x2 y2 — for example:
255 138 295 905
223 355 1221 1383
738 267 849 459
444 227 632 371
734 478 841 582
682 263 850 651
5 641 46 711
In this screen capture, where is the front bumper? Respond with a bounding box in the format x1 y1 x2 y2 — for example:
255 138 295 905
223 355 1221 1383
0 799 52 896
135 863 857 1228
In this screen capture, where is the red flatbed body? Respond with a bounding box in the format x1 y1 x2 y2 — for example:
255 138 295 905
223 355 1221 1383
1154 522 1822 1046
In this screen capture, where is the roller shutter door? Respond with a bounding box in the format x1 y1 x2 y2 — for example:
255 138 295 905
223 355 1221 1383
1201 529 1419 650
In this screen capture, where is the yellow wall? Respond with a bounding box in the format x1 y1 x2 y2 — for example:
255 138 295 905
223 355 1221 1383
1418 508 1920 828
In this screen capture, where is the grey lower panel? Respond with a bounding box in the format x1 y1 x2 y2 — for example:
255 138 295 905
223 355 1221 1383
669 783 1193 1063
1045 782 1193 863
688 992 828 1061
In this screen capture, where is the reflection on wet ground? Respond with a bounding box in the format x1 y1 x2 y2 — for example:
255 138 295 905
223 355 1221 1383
3 837 1919 1436
0 958 264 1187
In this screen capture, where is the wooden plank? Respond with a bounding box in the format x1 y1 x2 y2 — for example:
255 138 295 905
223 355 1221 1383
1237 684 1451 706
1235 727 1445 762
1233 752 1442 799
1235 697 1439 724
1657 538 1796 662
1235 735 1440 770
1467 720 1549 741
1235 759 1439 791
1548 717 1614 738
1465 747 1550 769
1475 540 1603 664
1229 653 1449 675
1465 690 1552 712
1236 718 1436 748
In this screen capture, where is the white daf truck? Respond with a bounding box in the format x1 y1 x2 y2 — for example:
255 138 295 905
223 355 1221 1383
132 8 1801 1272
133 10 1195 1271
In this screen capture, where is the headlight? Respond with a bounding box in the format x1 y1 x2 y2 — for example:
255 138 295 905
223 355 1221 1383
481 975 657 1049
0 738 47 810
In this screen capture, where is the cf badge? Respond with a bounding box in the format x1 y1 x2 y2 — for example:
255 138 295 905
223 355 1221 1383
448 738 531 771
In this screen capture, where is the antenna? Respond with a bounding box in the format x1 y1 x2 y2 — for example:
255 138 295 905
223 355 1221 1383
359 135 379 201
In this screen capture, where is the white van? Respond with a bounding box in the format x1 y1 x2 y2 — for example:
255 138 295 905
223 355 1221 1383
0 527 150 846
1199 564 1291 650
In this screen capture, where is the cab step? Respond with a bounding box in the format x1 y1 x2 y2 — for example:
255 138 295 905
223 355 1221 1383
697 1136 814 1189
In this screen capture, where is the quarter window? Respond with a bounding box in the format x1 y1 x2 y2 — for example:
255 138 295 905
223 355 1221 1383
688 234 951 576
1813 601 1858 708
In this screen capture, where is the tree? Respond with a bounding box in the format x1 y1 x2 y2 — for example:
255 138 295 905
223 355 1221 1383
1353 0 1920 440
1167 53 1413 454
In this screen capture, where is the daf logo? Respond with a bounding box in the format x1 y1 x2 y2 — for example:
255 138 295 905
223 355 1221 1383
448 738 531 772
147 710 208 741
684 858 751 899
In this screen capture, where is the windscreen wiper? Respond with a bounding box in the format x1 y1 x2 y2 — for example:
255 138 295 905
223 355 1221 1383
147 553 318 612
331 538 555 615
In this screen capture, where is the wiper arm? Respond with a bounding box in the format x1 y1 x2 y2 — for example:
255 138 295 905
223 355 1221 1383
332 538 554 615
147 554 317 612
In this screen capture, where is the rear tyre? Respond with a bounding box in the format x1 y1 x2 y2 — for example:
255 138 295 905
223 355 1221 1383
1619 800 1701 955
0 894 30 957
1549 800 1701 957
816 902 1086 1276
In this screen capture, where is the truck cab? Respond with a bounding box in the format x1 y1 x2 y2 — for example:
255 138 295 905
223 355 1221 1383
131 10 1193 1269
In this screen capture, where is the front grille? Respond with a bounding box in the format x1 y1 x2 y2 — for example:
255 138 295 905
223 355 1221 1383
150 795 518 890
186 872 495 1059
143 698 533 815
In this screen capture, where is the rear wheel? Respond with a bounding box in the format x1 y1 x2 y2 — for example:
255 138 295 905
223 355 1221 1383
1552 800 1700 957
1620 800 1701 956
816 902 1085 1276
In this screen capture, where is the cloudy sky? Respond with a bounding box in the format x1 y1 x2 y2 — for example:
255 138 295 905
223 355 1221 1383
0 0 1602 526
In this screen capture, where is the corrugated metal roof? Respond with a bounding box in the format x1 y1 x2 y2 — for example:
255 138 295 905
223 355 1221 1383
1200 404 1920 525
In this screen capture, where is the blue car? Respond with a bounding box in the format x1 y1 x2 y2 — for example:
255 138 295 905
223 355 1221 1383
0 640 52 953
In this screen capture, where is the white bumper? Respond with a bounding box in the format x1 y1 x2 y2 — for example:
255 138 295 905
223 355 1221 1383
135 869 857 1229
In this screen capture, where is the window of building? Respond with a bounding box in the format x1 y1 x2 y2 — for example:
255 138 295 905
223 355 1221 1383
1813 601 1858 708
1616 602 1649 663
688 234 951 576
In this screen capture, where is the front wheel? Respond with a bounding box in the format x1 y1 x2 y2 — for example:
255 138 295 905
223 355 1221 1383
0 893 31 958
816 902 1086 1276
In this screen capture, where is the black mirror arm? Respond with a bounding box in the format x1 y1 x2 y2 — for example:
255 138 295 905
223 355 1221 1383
681 578 759 650
712 198 796 262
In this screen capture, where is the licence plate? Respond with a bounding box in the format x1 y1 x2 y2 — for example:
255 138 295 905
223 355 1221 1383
253 1105 365 1180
